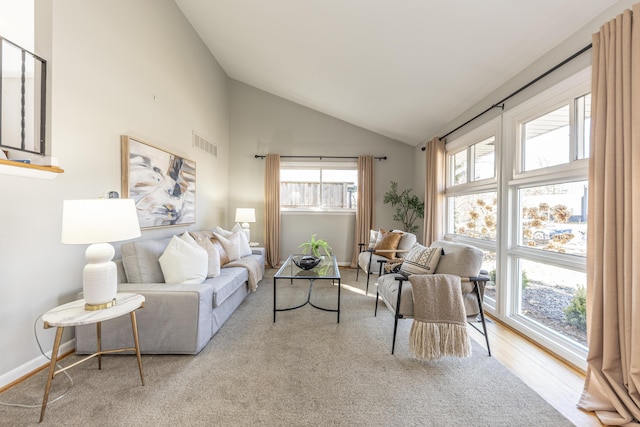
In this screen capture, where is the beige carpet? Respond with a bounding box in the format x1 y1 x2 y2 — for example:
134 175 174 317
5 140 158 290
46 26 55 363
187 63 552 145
0 268 574 426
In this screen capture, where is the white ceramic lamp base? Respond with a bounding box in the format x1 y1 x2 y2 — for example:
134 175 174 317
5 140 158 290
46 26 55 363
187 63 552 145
240 222 251 242
82 242 118 310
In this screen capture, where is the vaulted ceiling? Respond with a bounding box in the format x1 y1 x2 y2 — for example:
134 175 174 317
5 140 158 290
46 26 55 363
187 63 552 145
174 0 619 146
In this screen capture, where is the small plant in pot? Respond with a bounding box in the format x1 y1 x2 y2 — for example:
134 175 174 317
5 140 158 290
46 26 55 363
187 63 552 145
296 234 332 270
298 234 332 257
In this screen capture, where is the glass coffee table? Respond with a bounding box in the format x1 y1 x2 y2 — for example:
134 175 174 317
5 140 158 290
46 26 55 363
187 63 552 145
273 254 341 323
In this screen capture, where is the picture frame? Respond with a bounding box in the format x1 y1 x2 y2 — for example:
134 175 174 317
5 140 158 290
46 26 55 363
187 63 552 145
121 135 196 229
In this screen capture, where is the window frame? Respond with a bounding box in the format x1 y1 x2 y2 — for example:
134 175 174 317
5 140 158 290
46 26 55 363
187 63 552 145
0 36 46 155
443 67 592 369
445 118 500 237
279 161 358 213
499 67 591 366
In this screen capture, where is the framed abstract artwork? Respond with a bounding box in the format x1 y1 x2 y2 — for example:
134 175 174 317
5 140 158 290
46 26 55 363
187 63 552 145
121 135 196 228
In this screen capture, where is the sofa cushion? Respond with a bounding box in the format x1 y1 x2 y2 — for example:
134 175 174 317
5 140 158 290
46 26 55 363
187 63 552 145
431 240 483 278
159 235 208 284
399 244 442 276
394 231 417 257
121 237 171 283
209 266 249 307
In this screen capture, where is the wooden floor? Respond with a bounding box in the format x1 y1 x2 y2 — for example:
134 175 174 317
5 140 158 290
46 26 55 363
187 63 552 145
469 316 601 426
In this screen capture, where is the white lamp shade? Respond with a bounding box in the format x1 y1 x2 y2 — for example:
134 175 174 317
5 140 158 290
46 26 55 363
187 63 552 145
234 208 256 223
61 198 141 309
62 199 141 244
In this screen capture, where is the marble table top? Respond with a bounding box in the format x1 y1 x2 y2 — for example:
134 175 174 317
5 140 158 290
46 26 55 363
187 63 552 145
42 293 145 328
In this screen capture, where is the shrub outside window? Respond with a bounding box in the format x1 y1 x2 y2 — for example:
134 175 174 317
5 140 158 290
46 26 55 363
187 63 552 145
449 191 497 241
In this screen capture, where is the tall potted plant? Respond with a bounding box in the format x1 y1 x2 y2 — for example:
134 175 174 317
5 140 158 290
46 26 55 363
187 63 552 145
383 181 424 234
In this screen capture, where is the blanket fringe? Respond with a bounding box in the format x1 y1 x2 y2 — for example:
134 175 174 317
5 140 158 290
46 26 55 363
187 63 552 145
409 320 471 360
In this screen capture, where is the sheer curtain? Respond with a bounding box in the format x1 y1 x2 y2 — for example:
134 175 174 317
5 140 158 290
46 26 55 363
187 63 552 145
423 137 445 245
351 156 375 268
264 154 281 268
578 5 640 425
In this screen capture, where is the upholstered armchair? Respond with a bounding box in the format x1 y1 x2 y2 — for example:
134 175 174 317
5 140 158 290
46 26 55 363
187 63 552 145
356 229 416 294
374 239 491 355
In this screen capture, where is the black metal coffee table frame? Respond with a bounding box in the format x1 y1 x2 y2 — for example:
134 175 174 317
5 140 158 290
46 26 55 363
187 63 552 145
273 254 341 323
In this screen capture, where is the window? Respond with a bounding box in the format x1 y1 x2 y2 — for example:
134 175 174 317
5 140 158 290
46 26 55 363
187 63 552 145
518 92 591 174
1 37 46 155
448 136 496 186
445 120 499 310
280 163 357 211
0 2 45 156
444 68 591 368
449 191 497 240
518 181 587 256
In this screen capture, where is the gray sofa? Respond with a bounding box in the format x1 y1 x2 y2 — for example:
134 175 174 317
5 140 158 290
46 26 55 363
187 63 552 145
75 234 265 355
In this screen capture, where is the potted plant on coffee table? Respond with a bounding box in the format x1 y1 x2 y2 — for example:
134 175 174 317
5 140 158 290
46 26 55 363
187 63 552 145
295 234 332 270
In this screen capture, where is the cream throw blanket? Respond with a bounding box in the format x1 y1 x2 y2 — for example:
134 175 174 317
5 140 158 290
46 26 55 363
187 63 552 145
225 257 263 292
408 274 471 360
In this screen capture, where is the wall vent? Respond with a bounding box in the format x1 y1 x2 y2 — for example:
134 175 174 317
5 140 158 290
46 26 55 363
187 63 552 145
192 131 217 157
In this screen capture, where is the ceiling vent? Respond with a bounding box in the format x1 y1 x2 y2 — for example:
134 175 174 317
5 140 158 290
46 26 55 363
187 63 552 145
193 131 217 157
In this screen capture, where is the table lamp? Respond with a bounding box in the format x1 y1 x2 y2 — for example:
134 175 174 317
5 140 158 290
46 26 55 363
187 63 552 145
61 199 141 310
234 208 256 242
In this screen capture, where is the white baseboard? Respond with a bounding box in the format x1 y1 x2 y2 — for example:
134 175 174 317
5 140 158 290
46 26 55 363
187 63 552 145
0 339 76 390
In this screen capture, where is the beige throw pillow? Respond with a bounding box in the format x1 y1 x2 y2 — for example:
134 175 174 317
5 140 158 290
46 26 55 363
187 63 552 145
212 231 251 262
189 231 221 278
374 229 403 259
400 244 443 276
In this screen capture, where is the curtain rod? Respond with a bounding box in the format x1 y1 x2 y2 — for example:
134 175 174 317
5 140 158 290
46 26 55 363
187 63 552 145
422 43 593 151
254 154 387 160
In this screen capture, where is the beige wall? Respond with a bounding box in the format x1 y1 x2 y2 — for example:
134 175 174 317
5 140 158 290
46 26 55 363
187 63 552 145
228 80 416 263
0 0 229 386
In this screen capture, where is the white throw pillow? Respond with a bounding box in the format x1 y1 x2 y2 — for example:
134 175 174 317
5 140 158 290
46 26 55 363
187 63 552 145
368 229 379 250
235 230 252 257
212 231 251 261
212 226 233 238
159 235 208 284
230 224 252 256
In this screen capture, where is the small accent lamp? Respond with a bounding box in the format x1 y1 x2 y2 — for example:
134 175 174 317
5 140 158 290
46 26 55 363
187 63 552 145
61 199 141 311
234 208 256 242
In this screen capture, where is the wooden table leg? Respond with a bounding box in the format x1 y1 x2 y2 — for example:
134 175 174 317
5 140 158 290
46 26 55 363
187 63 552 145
39 327 64 423
130 311 145 386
